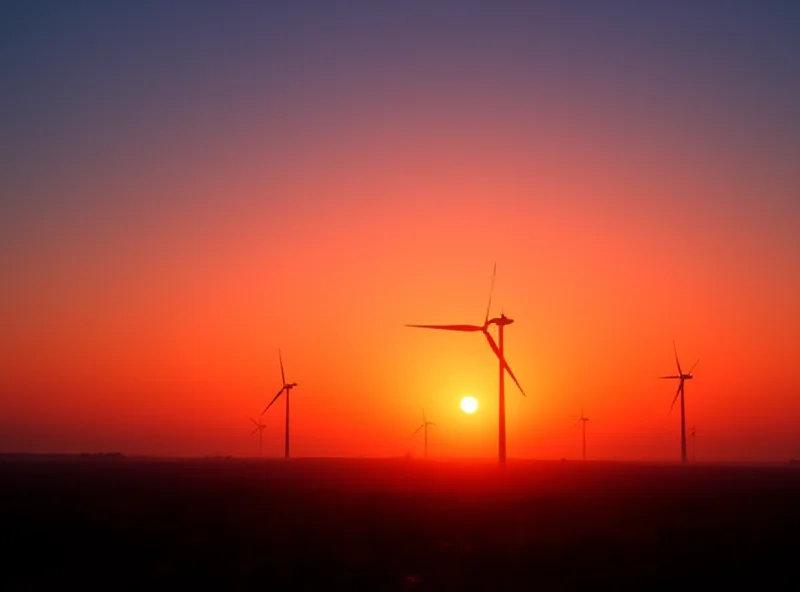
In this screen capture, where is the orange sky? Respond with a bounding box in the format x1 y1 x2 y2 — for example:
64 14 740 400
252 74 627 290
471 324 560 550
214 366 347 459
1 2 799 461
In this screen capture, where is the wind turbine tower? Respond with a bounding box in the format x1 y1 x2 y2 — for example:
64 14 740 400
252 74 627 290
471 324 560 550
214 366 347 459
576 409 589 461
262 350 298 459
406 264 526 466
659 341 699 463
412 410 437 458
691 426 696 462
250 417 266 456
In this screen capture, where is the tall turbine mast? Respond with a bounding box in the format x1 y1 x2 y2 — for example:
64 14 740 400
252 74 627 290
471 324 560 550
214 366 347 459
659 341 699 463
575 409 589 461
406 264 526 466
262 349 298 459
412 409 437 458
250 417 266 456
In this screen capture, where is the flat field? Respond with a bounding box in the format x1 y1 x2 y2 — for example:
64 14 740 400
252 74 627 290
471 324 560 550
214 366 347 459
2 457 799 589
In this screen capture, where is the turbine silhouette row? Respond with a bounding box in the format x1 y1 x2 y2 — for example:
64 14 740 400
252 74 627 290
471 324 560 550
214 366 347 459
250 265 700 464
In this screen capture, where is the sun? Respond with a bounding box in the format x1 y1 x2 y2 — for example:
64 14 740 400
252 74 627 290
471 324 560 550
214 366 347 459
460 396 478 414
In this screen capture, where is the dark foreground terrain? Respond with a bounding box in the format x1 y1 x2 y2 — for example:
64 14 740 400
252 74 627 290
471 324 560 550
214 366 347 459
2 457 799 589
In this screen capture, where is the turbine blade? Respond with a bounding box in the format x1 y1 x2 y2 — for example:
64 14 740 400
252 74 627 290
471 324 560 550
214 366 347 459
412 424 424 436
423 408 427 424
669 382 681 413
250 417 260 427
250 426 259 436
263 387 285 414
658 375 681 379
406 324 483 332
673 340 683 375
427 422 437 427
279 349 286 386
484 262 497 325
483 330 526 397
687 358 700 375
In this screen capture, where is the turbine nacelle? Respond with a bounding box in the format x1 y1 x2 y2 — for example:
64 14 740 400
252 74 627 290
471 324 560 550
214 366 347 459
413 421 436 434
488 313 514 327
250 417 266 435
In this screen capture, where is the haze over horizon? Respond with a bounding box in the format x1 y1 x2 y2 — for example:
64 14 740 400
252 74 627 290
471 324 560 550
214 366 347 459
2 1 799 462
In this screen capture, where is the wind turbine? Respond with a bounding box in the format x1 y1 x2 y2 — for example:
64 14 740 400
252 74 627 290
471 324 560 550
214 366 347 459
575 409 589 461
691 426 696 462
412 409 437 458
262 349 298 459
406 264 526 466
250 417 266 457
659 341 699 463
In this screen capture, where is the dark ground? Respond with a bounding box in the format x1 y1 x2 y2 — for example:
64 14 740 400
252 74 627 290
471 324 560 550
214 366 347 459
2 456 799 590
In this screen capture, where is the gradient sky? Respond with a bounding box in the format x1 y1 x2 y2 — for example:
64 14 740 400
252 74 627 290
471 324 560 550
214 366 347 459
1 0 799 461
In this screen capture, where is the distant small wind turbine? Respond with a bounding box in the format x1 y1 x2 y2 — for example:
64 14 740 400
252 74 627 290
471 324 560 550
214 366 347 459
406 264 526 467
262 349 298 459
575 409 589 461
659 341 699 463
250 417 266 456
412 409 437 458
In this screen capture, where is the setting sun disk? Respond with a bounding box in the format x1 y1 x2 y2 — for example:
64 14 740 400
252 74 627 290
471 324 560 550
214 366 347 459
460 396 478 414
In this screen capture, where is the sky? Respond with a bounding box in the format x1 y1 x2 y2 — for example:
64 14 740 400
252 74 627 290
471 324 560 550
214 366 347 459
1 0 799 461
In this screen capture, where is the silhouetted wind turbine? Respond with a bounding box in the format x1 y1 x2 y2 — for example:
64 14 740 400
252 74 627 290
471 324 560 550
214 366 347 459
575 409 589 461
659 341 699 463
691 426 696 462
412 409 437 458
250 417 266 456
262 350 298 459
406 264 526 466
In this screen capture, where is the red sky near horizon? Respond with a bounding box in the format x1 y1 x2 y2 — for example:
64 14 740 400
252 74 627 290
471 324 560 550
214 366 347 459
1 2 799 461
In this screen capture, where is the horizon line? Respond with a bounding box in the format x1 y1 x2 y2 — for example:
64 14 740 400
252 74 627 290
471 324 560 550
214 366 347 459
2 452 798 466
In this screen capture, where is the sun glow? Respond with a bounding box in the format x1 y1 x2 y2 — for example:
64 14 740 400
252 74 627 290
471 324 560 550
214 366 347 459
460 396 478 414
